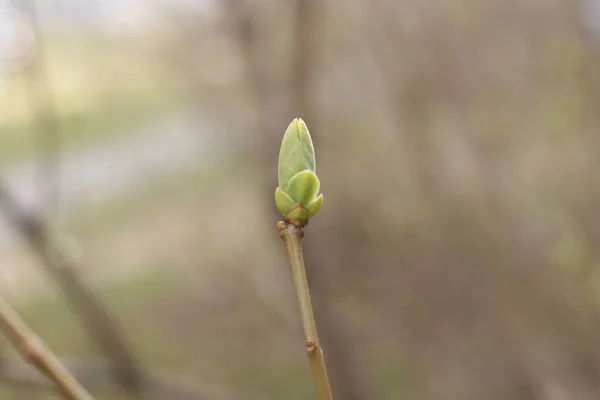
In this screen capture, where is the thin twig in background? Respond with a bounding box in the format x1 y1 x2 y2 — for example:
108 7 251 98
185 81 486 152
278 222 333 400
0 181 145 396
223 0 292 172
0 181 276 400
18 0 62 216
290 0 322 118
8 1 144 395
0 296 94 400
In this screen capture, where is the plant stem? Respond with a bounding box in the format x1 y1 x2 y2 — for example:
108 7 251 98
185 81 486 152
278 221 333 400
0 182 144 394
0 296 94 400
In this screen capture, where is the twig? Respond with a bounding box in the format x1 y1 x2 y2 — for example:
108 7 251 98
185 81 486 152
0 182 274 400
277 221 333 400
0 296 93 400
0 181 145 394
290 0 321 118
20 0 62 215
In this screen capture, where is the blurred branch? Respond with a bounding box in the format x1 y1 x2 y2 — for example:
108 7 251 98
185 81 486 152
223 0 290 170
0 181 145 396
365 0 438 198
0 356 267 400
290 0 321 118
224 0 320 157
18 0 62 216
225 0 273 111
0 297 94 400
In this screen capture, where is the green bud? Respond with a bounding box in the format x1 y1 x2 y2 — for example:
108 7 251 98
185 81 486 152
275 118 323 226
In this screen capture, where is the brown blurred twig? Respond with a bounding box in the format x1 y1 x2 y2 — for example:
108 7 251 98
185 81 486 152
0 181 145 396
0 296 94 400
277 222 333 400
290 0 322 118
0 182 277 400
11 1 144 394
223 0 293 172
19 0 62 216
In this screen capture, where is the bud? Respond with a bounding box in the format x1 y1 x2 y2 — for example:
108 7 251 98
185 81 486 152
275 118 323 226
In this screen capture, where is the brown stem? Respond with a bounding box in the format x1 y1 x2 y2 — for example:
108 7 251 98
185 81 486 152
21 0 62 216
0 182 144 395
0 296 93 400
277 221 333 400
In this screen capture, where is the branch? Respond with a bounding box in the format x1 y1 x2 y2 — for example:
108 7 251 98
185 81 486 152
0 182 275 400
290 0 322 118
0 181 145 394
0 296 93 400
20 0 62 215
277 222 333 400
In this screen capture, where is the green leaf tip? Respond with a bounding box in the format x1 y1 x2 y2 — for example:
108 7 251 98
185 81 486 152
275 118 323 226
278 118 316 191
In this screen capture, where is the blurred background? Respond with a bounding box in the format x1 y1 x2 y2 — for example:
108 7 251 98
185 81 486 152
0 0 600 399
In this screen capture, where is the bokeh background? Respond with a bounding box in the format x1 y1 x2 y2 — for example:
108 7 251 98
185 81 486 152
0 0 600 399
